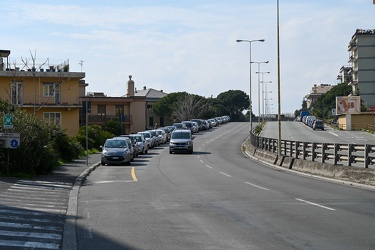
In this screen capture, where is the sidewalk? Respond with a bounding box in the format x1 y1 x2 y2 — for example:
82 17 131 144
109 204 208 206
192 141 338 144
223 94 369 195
0 153 101 193
0 153 102 250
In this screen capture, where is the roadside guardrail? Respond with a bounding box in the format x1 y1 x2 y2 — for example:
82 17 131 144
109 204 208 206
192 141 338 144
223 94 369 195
250 133 375 168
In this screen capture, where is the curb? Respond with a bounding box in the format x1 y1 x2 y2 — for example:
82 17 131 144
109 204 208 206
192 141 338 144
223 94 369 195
62 161 101 250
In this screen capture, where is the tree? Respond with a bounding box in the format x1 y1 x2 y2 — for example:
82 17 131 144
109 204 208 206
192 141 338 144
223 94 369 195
172 94 209 121
311 82 352 119
153 92 188 118
103 119 124 136
217 90 249 122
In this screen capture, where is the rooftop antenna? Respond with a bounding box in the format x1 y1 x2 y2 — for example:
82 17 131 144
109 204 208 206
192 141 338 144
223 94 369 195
79 60 84 72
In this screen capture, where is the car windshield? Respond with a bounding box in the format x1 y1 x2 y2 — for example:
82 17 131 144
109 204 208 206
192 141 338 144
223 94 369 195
172 132 190 139
104 140 127 148
140 133 150 138
183 123 192 128
132 136 143 142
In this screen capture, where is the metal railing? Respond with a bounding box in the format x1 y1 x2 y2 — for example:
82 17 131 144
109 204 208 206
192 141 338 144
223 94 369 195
250 133 375 168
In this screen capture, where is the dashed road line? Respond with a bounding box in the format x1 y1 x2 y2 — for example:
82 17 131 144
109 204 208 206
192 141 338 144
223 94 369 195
244 182 269 191
220 172 231 177
295 198 335 211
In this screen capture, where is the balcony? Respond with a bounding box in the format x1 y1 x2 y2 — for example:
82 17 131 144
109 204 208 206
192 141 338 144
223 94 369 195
88 115 132 123
348 54 358 63
348 42 357 51
0 94 81 107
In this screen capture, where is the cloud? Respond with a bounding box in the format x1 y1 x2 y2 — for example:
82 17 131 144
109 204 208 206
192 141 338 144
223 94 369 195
2 0 375 114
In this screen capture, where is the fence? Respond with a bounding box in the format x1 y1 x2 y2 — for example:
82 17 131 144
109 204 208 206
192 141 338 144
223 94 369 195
250 133 375 168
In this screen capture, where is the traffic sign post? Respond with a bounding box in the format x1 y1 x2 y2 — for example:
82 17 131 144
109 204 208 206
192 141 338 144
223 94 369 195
0 133 20 149
3 114 14 129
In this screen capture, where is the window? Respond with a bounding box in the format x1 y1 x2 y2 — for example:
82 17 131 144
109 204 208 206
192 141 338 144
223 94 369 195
115 105 124 115
43 82 60 97
98 105 106 116
160 117 164 127
44 112 61 126
11 81 23 105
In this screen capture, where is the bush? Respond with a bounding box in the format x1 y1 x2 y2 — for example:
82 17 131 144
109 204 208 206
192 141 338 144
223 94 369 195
75 125 113 150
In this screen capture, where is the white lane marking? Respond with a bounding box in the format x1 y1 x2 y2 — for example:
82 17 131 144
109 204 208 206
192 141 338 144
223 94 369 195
197 155 200 159
95 180 134 184
295 198 335 211
219 172 231 177
200 160 204 163
0 221 61 231
0 229 61 240
0 240 59 249
206 165 212 169
244 182 269 191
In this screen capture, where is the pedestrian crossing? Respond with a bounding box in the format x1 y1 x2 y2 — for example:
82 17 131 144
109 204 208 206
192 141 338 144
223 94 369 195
0 180 72 249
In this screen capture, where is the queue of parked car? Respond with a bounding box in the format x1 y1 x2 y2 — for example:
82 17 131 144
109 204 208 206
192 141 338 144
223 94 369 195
100 115 231 165
301 115 325 131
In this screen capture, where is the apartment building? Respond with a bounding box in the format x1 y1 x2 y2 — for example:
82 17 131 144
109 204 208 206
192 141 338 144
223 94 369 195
348 29 375 108
134 86 168 129
0 50 85 136
305 83 333 109
337 65 352 84
80 76 168 134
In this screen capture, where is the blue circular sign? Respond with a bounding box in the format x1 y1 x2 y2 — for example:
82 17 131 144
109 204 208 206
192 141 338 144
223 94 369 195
10 139 19 148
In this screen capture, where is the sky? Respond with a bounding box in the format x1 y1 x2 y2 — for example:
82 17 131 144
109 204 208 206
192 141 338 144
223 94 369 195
1 0 374 114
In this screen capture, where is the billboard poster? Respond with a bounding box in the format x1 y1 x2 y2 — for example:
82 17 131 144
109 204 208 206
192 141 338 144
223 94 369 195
336 96 361 115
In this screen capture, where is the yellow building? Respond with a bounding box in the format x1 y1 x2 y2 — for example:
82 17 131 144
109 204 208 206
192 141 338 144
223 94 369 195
0 50 85 136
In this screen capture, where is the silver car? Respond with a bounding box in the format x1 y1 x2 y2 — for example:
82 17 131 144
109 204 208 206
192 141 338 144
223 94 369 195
129 134 148 154
156 129 167 144
169 129 193 154
138 131 153 149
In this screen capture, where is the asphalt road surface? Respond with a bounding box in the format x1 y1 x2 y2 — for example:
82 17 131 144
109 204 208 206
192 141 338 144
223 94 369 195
76 122 375 250
260 121 375 145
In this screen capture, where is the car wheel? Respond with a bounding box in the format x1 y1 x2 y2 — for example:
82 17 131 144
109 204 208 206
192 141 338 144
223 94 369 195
101 161 105 166
169 150 172 154
126 161 130 166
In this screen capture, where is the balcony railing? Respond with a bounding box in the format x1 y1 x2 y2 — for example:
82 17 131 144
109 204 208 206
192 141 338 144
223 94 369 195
0 94 81 107
88 115 132 123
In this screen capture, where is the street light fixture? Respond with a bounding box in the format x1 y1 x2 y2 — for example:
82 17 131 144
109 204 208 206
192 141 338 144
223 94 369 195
236 39 265 133
253 62 269 123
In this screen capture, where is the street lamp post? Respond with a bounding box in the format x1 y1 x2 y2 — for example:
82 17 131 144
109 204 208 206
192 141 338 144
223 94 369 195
236 39 265 133
254 66 269 123
277 0 282 156
263 80 272 122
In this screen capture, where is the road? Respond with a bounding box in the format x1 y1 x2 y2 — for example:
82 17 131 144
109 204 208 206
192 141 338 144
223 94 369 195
76 122 375 249
261 121 375 145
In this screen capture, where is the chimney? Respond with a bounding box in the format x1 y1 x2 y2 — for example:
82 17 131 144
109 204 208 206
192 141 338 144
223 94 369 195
126 75 135 97
143 86 146 90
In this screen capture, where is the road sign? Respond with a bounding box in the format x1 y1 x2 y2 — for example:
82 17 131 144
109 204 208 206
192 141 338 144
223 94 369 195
0 132 20 149
3 114 14 129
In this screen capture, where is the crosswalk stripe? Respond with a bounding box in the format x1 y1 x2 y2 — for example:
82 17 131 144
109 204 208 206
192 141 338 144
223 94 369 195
0 179 72 249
